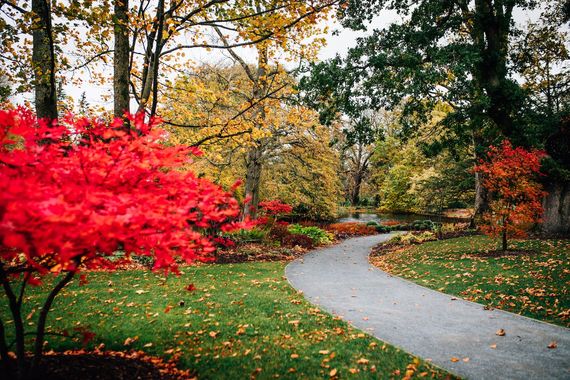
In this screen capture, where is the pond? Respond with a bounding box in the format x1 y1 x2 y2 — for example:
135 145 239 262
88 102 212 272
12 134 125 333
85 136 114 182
336 212 467 224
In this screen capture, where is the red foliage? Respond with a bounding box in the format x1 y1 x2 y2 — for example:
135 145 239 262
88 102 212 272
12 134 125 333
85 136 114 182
0 108 250 375
268 224 313 248
258 200 293 216
381 220 400 227
0 108 248 276
326 222 377 238
281 233 314 249
474 140 547 249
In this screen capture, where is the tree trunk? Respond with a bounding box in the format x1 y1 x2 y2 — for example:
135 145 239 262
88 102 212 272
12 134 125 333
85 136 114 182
0 269 26 379
242 47 269 218
473 1 516 137
351 171 363 206
32 0 57 120
243 146 263 218
542 180 570 235
471 133 489 227
502 229 507 251
113 0 130 117
30 271 75 375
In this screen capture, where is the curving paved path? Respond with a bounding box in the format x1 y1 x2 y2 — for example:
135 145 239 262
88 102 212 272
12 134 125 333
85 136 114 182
285 234 570 379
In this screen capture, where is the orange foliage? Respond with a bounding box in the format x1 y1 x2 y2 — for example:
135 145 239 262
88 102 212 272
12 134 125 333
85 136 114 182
381 220 401 226
326 223 377 238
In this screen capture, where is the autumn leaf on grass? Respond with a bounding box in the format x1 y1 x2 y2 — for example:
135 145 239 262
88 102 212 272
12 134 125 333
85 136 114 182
329 368 338 377
124 336 138 346
357 358 369 365
164 305 173 313
319 350 330 355
185 284 196 292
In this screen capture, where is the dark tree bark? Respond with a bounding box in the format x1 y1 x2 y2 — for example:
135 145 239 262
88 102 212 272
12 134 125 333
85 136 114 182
244 145 263 218
114 0 130 117
350 171 363 206
32 0 57 120
243 47 269 218
472 0 516 137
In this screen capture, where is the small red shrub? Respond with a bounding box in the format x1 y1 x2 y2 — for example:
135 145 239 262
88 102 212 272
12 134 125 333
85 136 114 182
282 233 314 248
326 223 377 238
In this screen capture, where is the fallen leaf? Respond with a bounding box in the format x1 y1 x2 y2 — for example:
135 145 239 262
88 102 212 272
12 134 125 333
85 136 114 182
357 358 369 365
450 357 460 362
547 341 557 349
290 353 299 359
123 336 138 346
329 368 337 377
319 350 330 355
463 357 470 362
490 344 497 349
496 329 506 336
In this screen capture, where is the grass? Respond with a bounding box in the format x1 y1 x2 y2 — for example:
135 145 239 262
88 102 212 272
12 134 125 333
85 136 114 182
1 262 454 379
371 235 570 327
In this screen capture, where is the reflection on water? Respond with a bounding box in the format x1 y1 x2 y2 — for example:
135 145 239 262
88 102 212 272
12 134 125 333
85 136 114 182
337 212 463 224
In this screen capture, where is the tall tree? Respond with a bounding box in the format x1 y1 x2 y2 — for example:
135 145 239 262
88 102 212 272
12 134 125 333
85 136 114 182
113 0 130 116
302 0 544 219
32 0 57 119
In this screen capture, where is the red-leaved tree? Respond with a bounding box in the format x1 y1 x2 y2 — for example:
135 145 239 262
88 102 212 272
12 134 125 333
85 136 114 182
474 140 547 251
0 108 249 378
258 200 293 228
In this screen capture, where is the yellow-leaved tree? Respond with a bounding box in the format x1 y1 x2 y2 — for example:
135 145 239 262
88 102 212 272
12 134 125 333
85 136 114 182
162 0 338 217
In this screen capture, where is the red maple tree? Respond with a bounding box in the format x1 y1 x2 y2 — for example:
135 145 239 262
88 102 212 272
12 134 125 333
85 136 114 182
474 140 547 251
0 108 249 378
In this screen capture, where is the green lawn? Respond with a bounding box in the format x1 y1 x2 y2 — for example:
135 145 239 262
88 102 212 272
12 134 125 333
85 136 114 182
1 262 454 379
371 236 570 327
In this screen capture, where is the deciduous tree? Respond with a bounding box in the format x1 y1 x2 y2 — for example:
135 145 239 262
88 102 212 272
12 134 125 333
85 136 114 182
0 108 248 379
474 140 546 251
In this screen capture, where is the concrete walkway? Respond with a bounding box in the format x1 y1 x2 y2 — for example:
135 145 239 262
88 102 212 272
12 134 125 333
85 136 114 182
285 234 570 379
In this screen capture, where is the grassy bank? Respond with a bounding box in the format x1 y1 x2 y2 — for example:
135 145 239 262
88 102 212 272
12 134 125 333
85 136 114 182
371 236 570 327
1 262 454 379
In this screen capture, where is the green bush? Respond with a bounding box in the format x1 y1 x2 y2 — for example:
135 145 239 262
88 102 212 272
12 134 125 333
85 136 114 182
287 224 332 245
225 228 267 244
366 221 380 227
374 225 392 233
410 219 435 231
387 231 436 245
